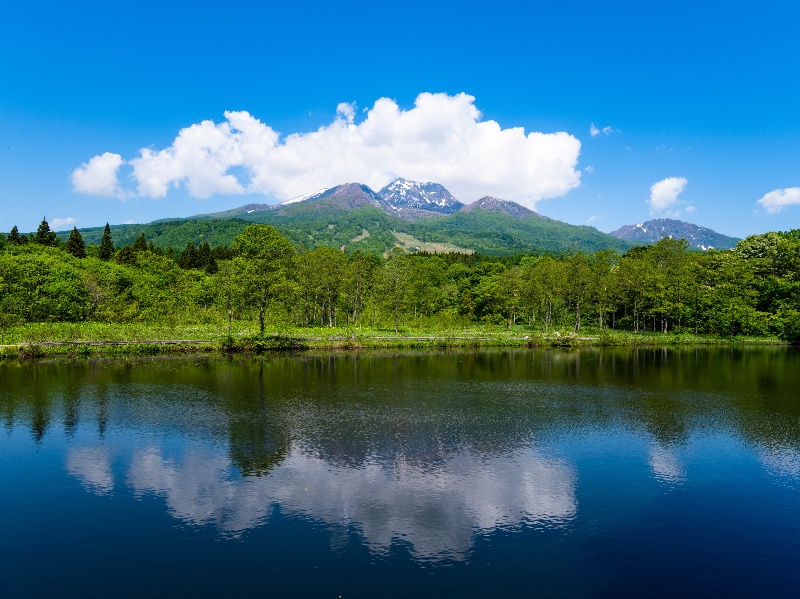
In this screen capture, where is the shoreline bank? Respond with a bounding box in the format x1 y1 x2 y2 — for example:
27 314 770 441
0 333 790 361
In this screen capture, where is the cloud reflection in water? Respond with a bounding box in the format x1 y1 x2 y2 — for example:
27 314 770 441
65 447 115 495
68 441 576 560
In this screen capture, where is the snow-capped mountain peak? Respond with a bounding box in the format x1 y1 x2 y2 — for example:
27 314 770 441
609 218 740 250
377 178 463 214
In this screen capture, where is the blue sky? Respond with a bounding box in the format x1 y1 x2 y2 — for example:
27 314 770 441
1 0 798 238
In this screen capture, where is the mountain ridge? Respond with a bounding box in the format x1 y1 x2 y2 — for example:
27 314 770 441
55 179 739 257
609 218 739 250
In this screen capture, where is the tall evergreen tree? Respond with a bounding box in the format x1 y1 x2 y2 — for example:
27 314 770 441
98 223 114 260
133 233 148 252
7 225 20 244
205 253 218 274
179 242 198 269
34 218 59 246
197 241 211 270
65 227 86 258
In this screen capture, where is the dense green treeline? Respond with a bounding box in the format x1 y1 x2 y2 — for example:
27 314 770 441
1 220 798 340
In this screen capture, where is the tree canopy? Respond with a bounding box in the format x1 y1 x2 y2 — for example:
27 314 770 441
0 224 798 341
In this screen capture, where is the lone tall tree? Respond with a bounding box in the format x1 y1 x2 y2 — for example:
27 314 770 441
232 225 295 335
34 218 59 247
98 223 114 260
65 227 86 258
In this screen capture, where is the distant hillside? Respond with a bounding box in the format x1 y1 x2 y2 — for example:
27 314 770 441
66 219 250 249
610 219 739 250
408 209 631 255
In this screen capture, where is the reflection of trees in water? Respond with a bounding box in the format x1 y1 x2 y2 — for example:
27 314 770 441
2 347 800 466
4 348 798 557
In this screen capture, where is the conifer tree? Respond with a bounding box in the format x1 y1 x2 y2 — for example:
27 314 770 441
7 225 20 244
198 241 211 270
133 233 147 252
34 218 59 246
179 241 198 269
98 223 114 260
115 245 137 265
65 227 86 258
205 253 218 274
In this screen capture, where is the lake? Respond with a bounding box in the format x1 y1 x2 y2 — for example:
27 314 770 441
2 347 799 597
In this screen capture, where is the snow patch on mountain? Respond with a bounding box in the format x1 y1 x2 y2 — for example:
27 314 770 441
609 218 740 250
281 188 331 205
378 178 463 214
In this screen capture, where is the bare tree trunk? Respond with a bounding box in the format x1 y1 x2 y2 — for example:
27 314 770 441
259 285 268 336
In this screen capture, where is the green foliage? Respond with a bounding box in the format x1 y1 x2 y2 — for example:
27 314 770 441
133 233 148 252
0 246 90 321
65 227 86 258
115 246 138 266
34 218 59 247
7 226 20 244
232 225 295 335
2 219 799 343
98 223 114 260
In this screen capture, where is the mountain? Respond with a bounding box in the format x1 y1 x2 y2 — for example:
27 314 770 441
270 183 391 214
609 219 740 250
62 178 633 256
377 178 464 217
461 197 546 220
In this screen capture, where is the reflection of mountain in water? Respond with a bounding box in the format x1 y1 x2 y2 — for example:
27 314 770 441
69 441 576 560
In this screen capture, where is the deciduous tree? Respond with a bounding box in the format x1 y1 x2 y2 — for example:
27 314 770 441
232 225 295 335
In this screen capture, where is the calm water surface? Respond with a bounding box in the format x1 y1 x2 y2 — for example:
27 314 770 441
2 347 799 597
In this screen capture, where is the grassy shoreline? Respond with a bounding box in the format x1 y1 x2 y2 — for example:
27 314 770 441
0 322 789 361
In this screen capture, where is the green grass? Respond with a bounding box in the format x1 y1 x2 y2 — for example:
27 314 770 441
0 319 786 362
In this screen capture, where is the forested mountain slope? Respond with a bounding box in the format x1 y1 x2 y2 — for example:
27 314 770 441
48 180 753 256
61 183 632 255
65 204 631 256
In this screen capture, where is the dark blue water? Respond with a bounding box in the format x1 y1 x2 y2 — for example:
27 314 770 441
2 348 799 597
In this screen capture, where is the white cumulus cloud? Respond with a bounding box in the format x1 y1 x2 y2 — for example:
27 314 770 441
647 176 688 217
50 217 77 230
757 187 800 213
72 93 582 210
71 152 124 198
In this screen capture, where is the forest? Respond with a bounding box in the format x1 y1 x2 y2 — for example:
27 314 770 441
1 219 798 342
